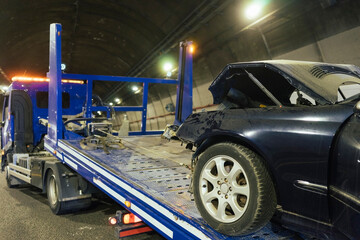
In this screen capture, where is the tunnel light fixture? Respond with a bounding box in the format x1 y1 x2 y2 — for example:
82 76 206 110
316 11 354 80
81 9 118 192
0 85 9 92
163 62 173 72
132 86 139 92
115 98 122 104
132 86 138 92
109 102 114 106
245 2 263 20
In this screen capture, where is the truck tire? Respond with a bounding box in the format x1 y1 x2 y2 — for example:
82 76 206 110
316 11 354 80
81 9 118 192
193 142 277 236
46 169 91 215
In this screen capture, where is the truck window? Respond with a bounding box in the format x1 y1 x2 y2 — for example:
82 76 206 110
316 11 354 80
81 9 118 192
3 96 8 121
36 92 70 109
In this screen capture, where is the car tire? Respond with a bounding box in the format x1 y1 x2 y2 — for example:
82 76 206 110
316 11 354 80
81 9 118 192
193 142 277 236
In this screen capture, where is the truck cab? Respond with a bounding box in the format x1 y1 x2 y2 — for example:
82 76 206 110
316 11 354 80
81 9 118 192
1 77 86 164
0 77 96 214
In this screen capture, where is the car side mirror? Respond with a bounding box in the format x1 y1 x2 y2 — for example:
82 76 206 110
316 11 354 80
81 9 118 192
354 101 360 114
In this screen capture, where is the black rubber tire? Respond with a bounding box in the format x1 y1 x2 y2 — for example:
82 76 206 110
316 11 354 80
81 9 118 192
193 142 277 236
46 169 91 215
46 169 63 214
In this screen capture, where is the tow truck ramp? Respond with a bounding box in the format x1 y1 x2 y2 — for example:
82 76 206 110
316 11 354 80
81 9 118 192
43 23 308 240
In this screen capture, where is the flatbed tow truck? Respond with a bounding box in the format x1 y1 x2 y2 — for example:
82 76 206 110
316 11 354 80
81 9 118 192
2 23 309 240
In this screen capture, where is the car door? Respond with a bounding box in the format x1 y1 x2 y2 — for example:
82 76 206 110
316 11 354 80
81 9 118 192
329 109 360 239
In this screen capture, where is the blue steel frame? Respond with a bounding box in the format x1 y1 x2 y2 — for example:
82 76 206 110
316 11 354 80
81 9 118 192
43 24 301 240
47 23 193 141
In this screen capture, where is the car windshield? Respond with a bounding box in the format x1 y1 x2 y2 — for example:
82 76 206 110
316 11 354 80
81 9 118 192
273 61 360 104
209 61 360 109
337 82 360 102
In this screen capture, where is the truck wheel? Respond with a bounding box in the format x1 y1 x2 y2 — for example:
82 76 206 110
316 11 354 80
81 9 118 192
5 165 18 188
46 169 92 215
46 169 63 214
193 142 277 236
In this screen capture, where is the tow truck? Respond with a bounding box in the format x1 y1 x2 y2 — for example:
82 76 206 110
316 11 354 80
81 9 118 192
1 23 307 240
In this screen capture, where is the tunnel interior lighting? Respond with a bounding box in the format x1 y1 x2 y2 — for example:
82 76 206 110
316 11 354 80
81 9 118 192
132 86 139 92
163 62 173 72
115 98 121 103
131 85 141 94
0 85 9 92
245 2 263 20
109 102 114 106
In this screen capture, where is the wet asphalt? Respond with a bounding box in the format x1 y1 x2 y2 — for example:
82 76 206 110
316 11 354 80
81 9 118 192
0 171 164 240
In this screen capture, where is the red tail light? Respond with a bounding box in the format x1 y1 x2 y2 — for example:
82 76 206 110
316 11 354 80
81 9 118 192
122 213 142 224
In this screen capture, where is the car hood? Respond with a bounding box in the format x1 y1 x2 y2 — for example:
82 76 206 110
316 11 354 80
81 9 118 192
209 60 360 105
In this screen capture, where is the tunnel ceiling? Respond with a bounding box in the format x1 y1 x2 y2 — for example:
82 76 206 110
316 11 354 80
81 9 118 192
1 0 359 106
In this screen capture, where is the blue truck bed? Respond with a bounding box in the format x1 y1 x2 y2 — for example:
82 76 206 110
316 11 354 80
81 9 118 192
46 135 304 240
42 23 312 240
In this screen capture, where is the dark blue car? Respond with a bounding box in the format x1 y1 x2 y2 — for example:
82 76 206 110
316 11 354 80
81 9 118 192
176 60 360 239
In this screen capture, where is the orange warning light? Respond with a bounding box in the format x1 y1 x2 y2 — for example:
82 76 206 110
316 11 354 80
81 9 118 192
11 76 84 84
189 45 195 54
125 201 131 208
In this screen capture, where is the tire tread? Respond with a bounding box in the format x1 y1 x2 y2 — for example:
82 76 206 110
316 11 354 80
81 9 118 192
194 142 277 236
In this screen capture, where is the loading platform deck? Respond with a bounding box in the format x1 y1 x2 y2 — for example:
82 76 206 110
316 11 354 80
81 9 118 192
47 135 305 240
44 23 311 240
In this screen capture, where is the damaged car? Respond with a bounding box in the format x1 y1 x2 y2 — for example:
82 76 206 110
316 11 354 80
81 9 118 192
176 60 360 239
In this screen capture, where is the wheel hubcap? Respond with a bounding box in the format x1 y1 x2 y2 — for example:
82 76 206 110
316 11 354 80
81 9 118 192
220 184 229 194
48 175 58 207
199 155 250 223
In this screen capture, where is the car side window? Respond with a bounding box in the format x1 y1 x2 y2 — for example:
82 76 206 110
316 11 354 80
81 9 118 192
289 91 316 106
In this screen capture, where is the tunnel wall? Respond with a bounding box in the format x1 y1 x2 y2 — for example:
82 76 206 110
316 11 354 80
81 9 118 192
119 26 360 132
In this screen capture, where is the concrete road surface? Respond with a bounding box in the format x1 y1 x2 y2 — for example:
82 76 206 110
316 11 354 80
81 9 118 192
0 171 165 240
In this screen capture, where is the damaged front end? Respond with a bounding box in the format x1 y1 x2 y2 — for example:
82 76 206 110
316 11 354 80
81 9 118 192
176 60 360 175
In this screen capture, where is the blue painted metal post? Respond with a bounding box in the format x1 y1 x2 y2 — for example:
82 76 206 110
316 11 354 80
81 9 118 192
48 23 63 141
85 79 93 118
141 82 149 133
174 41 193 125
